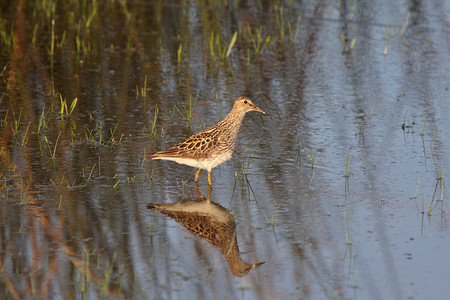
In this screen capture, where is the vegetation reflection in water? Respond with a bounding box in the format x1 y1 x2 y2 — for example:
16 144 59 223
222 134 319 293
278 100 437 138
1 0 450 299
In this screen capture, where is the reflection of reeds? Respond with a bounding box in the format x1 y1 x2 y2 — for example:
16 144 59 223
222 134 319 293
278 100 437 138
262 201 282 227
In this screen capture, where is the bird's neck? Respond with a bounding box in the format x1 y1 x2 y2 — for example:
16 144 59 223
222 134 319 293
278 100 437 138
222 108 245 130
213 108 245 148
223 109 245 124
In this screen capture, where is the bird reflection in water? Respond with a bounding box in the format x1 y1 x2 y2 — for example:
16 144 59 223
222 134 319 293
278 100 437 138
147 184 264 276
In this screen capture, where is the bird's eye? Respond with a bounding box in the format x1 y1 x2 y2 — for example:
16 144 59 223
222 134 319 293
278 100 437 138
244 100 248 104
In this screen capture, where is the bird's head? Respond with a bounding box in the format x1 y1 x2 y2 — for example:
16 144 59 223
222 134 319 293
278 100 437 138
233 96 268 116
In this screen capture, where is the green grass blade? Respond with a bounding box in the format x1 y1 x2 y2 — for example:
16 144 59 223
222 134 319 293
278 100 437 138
226 31 238 57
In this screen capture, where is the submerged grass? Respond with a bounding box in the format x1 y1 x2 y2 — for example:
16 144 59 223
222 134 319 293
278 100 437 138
10 104 22 135
138 75 148 96
44 131 61 159
59 95 78 118
19 179 29 205
20 123 31 146
38 106 50 134
275 6 285 40
344 149 351 178
0 22 16 51
383 13 410 56
308 171 315 190
101 252 117 299
341 32 357 53
238 153 254 177
287 15 301 43
174 91 199 130
247 25 270 55
83 164 96 184
208 30 238 60
344 210 353 245
359 108 373 135
429 146 446 212
420 107 427 136
226 31 238 57
430 146 445 181
79 123 125 147
177 43 182 72
262 201 282 227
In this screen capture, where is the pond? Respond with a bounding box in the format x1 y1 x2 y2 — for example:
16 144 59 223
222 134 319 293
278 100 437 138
1 0 449 299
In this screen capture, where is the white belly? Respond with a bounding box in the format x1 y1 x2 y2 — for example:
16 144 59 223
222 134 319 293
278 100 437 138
153 152 233 172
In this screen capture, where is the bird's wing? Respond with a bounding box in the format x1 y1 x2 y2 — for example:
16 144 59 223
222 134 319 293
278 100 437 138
150 126 220 159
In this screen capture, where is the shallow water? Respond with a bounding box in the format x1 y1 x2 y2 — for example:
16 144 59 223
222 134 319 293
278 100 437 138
1 0 450 299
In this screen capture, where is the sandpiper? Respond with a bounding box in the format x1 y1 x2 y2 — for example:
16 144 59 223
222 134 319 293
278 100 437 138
149 96 268 185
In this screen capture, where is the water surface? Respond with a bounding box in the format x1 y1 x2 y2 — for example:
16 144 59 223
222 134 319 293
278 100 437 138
1 0 449 299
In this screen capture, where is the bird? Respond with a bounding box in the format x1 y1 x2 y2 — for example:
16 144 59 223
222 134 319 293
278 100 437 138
148 96 268 185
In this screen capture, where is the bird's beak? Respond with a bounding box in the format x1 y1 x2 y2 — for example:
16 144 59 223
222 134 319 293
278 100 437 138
252 104 268 116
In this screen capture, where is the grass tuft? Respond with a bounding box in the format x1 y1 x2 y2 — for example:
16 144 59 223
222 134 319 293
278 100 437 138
247 24 270 54
151 104 159 138
59 95 78 118
226 31 238 57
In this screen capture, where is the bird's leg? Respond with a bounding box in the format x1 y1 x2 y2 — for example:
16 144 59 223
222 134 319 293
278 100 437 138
194 181 201 197
195 168 201 182
206 185 212 202
208 171 212 185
